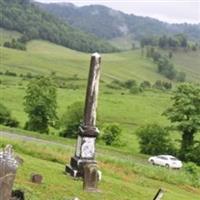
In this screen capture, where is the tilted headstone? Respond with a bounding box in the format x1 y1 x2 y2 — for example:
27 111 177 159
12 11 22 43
0 145 20 200
66 53 102 191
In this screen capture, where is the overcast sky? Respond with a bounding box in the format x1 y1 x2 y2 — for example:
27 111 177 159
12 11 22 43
35 0 200 24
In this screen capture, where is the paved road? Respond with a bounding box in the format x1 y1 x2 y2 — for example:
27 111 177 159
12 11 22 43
0 131 147 166
0 131 74 150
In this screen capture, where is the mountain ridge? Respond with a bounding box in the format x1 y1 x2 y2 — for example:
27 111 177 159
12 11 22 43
0 0 117 53
35 2 200 43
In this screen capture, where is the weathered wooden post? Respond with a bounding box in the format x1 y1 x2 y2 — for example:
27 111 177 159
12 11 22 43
65 53 101 189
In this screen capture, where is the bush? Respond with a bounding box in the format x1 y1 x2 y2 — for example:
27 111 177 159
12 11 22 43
136 124 175 155
101 123 122 146
130 86 143 94
0 103 19 127
184 143 200 165
106 80 124 90
4 70 17 77
124 80 137 89
140 81 151 89
153 80 172 90
59 101 84 138
184 162 200 187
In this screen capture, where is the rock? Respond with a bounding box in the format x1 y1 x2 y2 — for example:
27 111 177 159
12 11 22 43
31 174 43 184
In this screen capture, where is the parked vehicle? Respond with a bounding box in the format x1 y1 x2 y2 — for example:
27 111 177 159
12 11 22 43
148 155 183 169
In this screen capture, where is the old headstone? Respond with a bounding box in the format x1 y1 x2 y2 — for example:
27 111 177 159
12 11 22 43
31 174 43 184
65 53 102 190
0 145 21 200
83 163 99 192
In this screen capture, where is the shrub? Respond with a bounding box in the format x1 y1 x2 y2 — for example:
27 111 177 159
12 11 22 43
102 123 122 146
136 124 175 155
184 162 200 187
140 81 151 89
124 79 137 89
0 103 19 127
153 80 172 90
4 70 17 77
130 86 143 94
106 80 124 90
59 101 84 138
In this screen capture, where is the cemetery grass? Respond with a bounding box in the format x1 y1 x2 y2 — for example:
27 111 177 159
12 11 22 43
1 137 200 200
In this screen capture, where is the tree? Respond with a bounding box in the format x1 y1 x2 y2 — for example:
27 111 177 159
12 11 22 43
124 79 137 89
0 102 19 127
164 83 200 160
136 124 174 155
102 123 122 146
24 77 57 133
60 101 84 138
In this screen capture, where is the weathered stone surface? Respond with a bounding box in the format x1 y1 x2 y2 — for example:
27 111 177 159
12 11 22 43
31 174 43 184
0 145 20 200
83 163 99 192
0 174 15 200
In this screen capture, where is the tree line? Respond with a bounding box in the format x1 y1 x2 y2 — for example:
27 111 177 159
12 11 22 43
140 34 199 50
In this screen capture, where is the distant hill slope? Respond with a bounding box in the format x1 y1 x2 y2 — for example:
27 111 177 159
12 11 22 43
36 2 200 43
1 32 199 83
0 0 117 53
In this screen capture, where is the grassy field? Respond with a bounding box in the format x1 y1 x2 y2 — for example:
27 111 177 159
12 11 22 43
0 136 200 200
0 28 200 152
0 28 200 199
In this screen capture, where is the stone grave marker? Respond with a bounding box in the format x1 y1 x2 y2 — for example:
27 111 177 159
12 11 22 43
66 53 102 191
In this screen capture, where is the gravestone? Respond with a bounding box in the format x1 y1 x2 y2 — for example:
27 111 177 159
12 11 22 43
31 174 43 184
83 163 99 192
65 53 102 189
0 145 20 200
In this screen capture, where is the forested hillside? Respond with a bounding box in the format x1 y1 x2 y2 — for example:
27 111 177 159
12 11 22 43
36 2 200 42
0 0 117 53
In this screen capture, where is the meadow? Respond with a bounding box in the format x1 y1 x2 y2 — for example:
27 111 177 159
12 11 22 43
0 29 200 199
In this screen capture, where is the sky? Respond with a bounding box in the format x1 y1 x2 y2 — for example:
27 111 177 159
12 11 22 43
36 0 200 24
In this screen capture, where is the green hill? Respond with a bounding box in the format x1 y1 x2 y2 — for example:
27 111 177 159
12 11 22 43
0 32 200 151
0 0 116 53
37 2 200 43
1 27 200 200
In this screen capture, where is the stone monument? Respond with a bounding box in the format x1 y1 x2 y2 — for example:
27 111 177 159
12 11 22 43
0 145 20 200
66 53 101 181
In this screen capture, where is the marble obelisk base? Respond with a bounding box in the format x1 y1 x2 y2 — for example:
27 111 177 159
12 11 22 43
65 157 97 178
